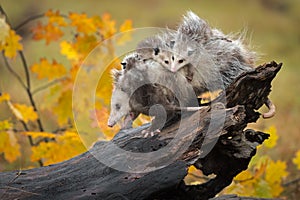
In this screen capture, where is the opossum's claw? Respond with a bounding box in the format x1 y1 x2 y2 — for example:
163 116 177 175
142 129 161 138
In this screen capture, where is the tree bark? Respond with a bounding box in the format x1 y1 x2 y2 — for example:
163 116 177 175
0 61 282 200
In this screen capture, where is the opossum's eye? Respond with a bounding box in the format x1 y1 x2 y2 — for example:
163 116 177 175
178 59 184 64
164 60 169 64
115 104 121 110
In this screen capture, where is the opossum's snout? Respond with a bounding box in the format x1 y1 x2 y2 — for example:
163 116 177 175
170 63 177 72
107 117 116 127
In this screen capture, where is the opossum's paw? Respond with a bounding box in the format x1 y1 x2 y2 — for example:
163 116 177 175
142 129 161 138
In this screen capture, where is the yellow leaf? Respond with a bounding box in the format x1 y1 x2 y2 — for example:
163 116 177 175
263 125 278 148
1 30 23 59
265 160 288 183
22 131 56 139
60 41 79 61
0 16 10 46
0 120 13 131
53 90 73 126
0 131 21 163
31 58 66 80
234 170 253 182
0 92 10 103
8 102 38 123
292 150 300 170
120 19 133 33
75 35 98 56
69 12 97 35
254 179 272 198
45 9 67 26
116 19 133 45
30 131 86 166
32 22 63 45
132 114 151 128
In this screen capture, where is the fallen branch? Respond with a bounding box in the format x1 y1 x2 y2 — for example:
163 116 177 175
0 61 282 200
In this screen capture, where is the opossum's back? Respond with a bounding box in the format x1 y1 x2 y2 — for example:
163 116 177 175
128 83 179 116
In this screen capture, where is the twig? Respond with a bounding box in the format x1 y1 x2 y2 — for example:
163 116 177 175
1 5 44 167
1 53 27 90
14 14 44 31
14 12 68 31
0 5 11 25
32 76 67 95
283 177 300 187
19 51 44 132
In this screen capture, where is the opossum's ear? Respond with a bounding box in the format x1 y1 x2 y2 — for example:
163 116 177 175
169 40 175 48
111 69 122 83
153 47 160 56
187 49 195 56
121 62 127 69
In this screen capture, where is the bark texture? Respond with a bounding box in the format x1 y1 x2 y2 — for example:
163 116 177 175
0 61 282 200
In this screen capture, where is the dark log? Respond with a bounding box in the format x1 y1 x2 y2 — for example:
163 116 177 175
0 61 282 200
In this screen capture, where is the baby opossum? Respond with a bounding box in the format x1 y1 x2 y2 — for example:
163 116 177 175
108 52 199 134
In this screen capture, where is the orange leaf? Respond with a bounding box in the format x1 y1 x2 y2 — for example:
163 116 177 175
32 22 63 45
99 13 116 39
31 58 66 80
116 19 133 45
45 9 67 26
69 12 97 35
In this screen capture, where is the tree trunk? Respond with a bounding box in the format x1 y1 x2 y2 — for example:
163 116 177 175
0 61 282 200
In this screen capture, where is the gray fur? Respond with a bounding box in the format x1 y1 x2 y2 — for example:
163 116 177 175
108 11 274 127
108 52 198 128
177 11 212 43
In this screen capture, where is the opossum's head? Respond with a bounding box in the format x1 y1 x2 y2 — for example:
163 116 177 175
153 42 195 73
108 88 131 127
169 40 198 72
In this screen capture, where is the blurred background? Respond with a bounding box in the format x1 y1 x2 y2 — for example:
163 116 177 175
0 0 299 198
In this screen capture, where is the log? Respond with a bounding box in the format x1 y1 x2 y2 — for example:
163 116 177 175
0 61 282 200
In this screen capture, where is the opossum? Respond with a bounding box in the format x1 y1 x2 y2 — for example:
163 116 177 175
135 11 275 118
107 52 199 135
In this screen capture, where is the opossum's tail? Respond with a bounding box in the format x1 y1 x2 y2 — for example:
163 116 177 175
262 98 276 119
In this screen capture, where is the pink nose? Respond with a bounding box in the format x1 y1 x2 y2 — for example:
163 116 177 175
171 67 177 72
107 120 115 127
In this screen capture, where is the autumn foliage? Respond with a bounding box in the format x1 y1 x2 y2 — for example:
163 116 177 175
0 8 299 199
0 9 132 167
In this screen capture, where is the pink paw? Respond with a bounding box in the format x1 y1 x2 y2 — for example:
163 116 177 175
141 129 161 137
